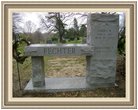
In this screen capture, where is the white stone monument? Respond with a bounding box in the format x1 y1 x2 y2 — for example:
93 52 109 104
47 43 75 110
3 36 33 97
86 13 119 87
24 13 119 92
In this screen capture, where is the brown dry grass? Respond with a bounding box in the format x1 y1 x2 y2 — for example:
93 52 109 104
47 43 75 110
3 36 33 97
46 56 86 77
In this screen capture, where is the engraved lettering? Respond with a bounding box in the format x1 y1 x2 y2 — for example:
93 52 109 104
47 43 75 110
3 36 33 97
44 47 76 55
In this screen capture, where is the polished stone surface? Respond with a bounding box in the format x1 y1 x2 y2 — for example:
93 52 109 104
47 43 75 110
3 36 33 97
25 44 94 56
24 77 114 92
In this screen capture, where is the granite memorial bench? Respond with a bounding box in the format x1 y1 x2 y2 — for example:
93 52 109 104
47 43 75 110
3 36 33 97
24 13 119 92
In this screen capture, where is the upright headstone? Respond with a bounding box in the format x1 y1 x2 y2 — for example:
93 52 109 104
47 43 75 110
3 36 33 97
86 13 119 87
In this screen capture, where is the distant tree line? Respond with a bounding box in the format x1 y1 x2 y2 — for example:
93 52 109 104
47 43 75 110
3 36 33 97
12 12 125 56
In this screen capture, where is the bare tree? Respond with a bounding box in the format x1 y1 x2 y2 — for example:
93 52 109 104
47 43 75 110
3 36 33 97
39 12 87 43
12 13 23 40
39 12 67 43
32 29 43 43
13 13 22 32
23 20 36 34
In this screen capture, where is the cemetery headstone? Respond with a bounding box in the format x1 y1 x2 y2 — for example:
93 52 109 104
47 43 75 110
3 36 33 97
86 13 119 87
24 13 119 92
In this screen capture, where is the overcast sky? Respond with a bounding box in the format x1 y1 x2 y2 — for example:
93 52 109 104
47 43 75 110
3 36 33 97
14 12 125 33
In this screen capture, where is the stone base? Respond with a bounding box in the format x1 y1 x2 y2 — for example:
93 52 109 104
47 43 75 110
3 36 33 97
24 77 115 93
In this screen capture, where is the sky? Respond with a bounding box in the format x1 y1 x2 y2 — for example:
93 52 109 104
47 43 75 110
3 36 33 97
14 12 125 33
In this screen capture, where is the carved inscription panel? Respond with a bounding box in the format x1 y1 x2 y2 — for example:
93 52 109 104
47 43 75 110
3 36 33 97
44 47 75 55
25 44 93 56
88 14 119 59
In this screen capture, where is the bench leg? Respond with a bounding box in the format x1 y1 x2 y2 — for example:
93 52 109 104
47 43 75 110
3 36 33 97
31 56 45 87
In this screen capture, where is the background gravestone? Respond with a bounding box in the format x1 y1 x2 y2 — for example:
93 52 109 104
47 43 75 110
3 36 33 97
86 13 119 86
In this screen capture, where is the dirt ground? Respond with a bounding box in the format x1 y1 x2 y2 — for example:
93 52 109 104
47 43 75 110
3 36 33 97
13 55 125 97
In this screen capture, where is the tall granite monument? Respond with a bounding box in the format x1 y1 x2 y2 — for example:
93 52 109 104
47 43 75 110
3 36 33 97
86 13 119 86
